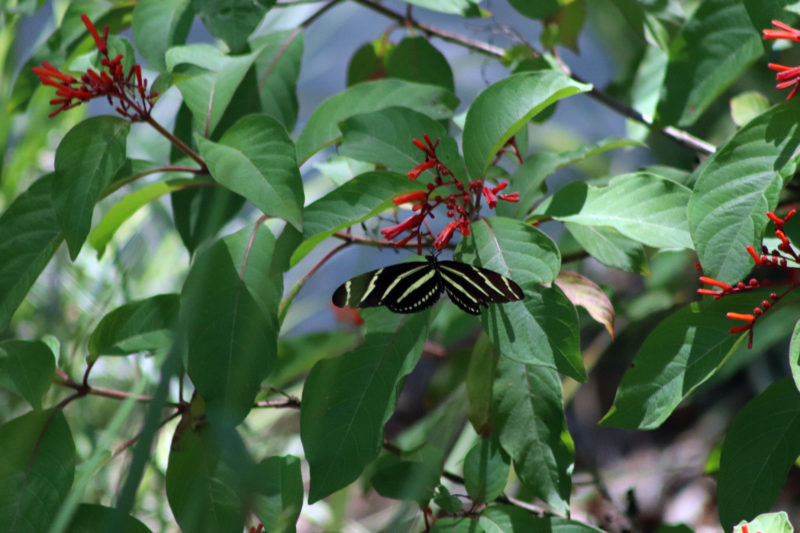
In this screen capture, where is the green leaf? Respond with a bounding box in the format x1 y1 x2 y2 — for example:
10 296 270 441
656 0 762 126
608 0 671 49
730 91 770 127
251 456 303 533
166 421 252 533
65 504 152 533
88 294 180 361
52 116 130 259
466 335 497 435
0 340 55 410
463 71 592 179
385 37 454 92
555 271 615 338
296 79 458 163
430 517 483 533
401 0 483 16
0 410 76 533
463 434 510 503
745 0 798 44
338 107 448 173
301 310 430 502
89 178 195 257
541 173 693 249
193 0 275 53
508 0 559 19
166 44 263 137
479 506 538 532
181 224 281 425
791 320 800 394
346 41 388 86
171 185 245 255
734 512 794 533
370 446 442 505
600 295 768 430
250 30 304 131
458 218 584 380
689 99 800 283
290 171 423 266
493 356 572 514
717 379 800 529
132 0 192 71
272 330 359 389
197 114 304 230
565 223 649 275
0 175 62 331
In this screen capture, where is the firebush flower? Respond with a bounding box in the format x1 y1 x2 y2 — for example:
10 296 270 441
381 134 520 253
32 14 157 119
698 209 800 348
764 20 800 99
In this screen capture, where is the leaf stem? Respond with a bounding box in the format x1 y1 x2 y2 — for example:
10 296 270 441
145 115 207 171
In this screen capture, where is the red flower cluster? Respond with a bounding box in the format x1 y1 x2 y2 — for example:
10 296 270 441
381 135 519 253
698 209 800 348
764 20 800 99
32 14 157 119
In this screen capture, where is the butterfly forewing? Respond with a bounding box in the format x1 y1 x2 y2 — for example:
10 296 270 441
438 261 524 314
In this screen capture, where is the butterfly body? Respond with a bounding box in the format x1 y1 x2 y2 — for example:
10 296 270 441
332 255 524 315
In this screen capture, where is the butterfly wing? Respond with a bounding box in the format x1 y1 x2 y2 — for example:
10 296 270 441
332 261 444 313
437 260 524 315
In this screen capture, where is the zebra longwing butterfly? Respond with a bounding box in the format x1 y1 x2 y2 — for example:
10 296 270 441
332 255 524 315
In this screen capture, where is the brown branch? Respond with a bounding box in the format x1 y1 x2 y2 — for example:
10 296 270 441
112 408 184 458
54 370 180 406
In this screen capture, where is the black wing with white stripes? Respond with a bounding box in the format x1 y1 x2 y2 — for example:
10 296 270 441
332 256 524 315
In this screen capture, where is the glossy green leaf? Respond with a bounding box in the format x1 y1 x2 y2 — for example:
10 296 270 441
52 116 130 259
89 178 195 257
463 71 591 179
65 504 152 533
745 1 798 44
500 136 641 219
717 379 800 529
197 114 304 230
301 310 430 502
493 356 572 514
608 0 670 49
296 79 458 163
730 91 770 127
466 335 497 435
463 434 510 503
688 99 800 283
626 45 668 141
734 512 793 533
88 294 180 361
0 175 62 331
251 455 303 533
656 0 762 126
540 173 693 249
0 340 55 410
600 294 768 430
790 320 800 394
166 421 252 533
132 0 192 71
385 37 454 92
251 30 304 131
508 0 559 19
401 0 482 16
346 41 387 86
430 517 483 533
181 224 281 425
193 0 275 53
290 171 422 266
272 330 359 389
458 218 584 380
338 107 448 173
166 44 263 137
555 271 615 338
565 223 649 275
0 410 75 533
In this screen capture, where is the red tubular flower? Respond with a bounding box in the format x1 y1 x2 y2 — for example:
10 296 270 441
392 191 428 206
433 221 458 251
381 214 424 240
407 159 436 180
763 20 800 42
482 186 498 209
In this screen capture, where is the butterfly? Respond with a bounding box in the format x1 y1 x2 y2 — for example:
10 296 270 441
332 255 524 315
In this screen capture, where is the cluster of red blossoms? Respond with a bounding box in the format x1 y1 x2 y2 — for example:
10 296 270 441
32 14 157 120
698 210 800 348
382 134 519 254
764 20 800 99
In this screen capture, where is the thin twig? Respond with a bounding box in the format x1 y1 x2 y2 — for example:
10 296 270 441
112 408 184 458
145 115 207 170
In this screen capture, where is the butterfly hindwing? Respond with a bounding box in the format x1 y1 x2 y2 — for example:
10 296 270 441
332 256 523 315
